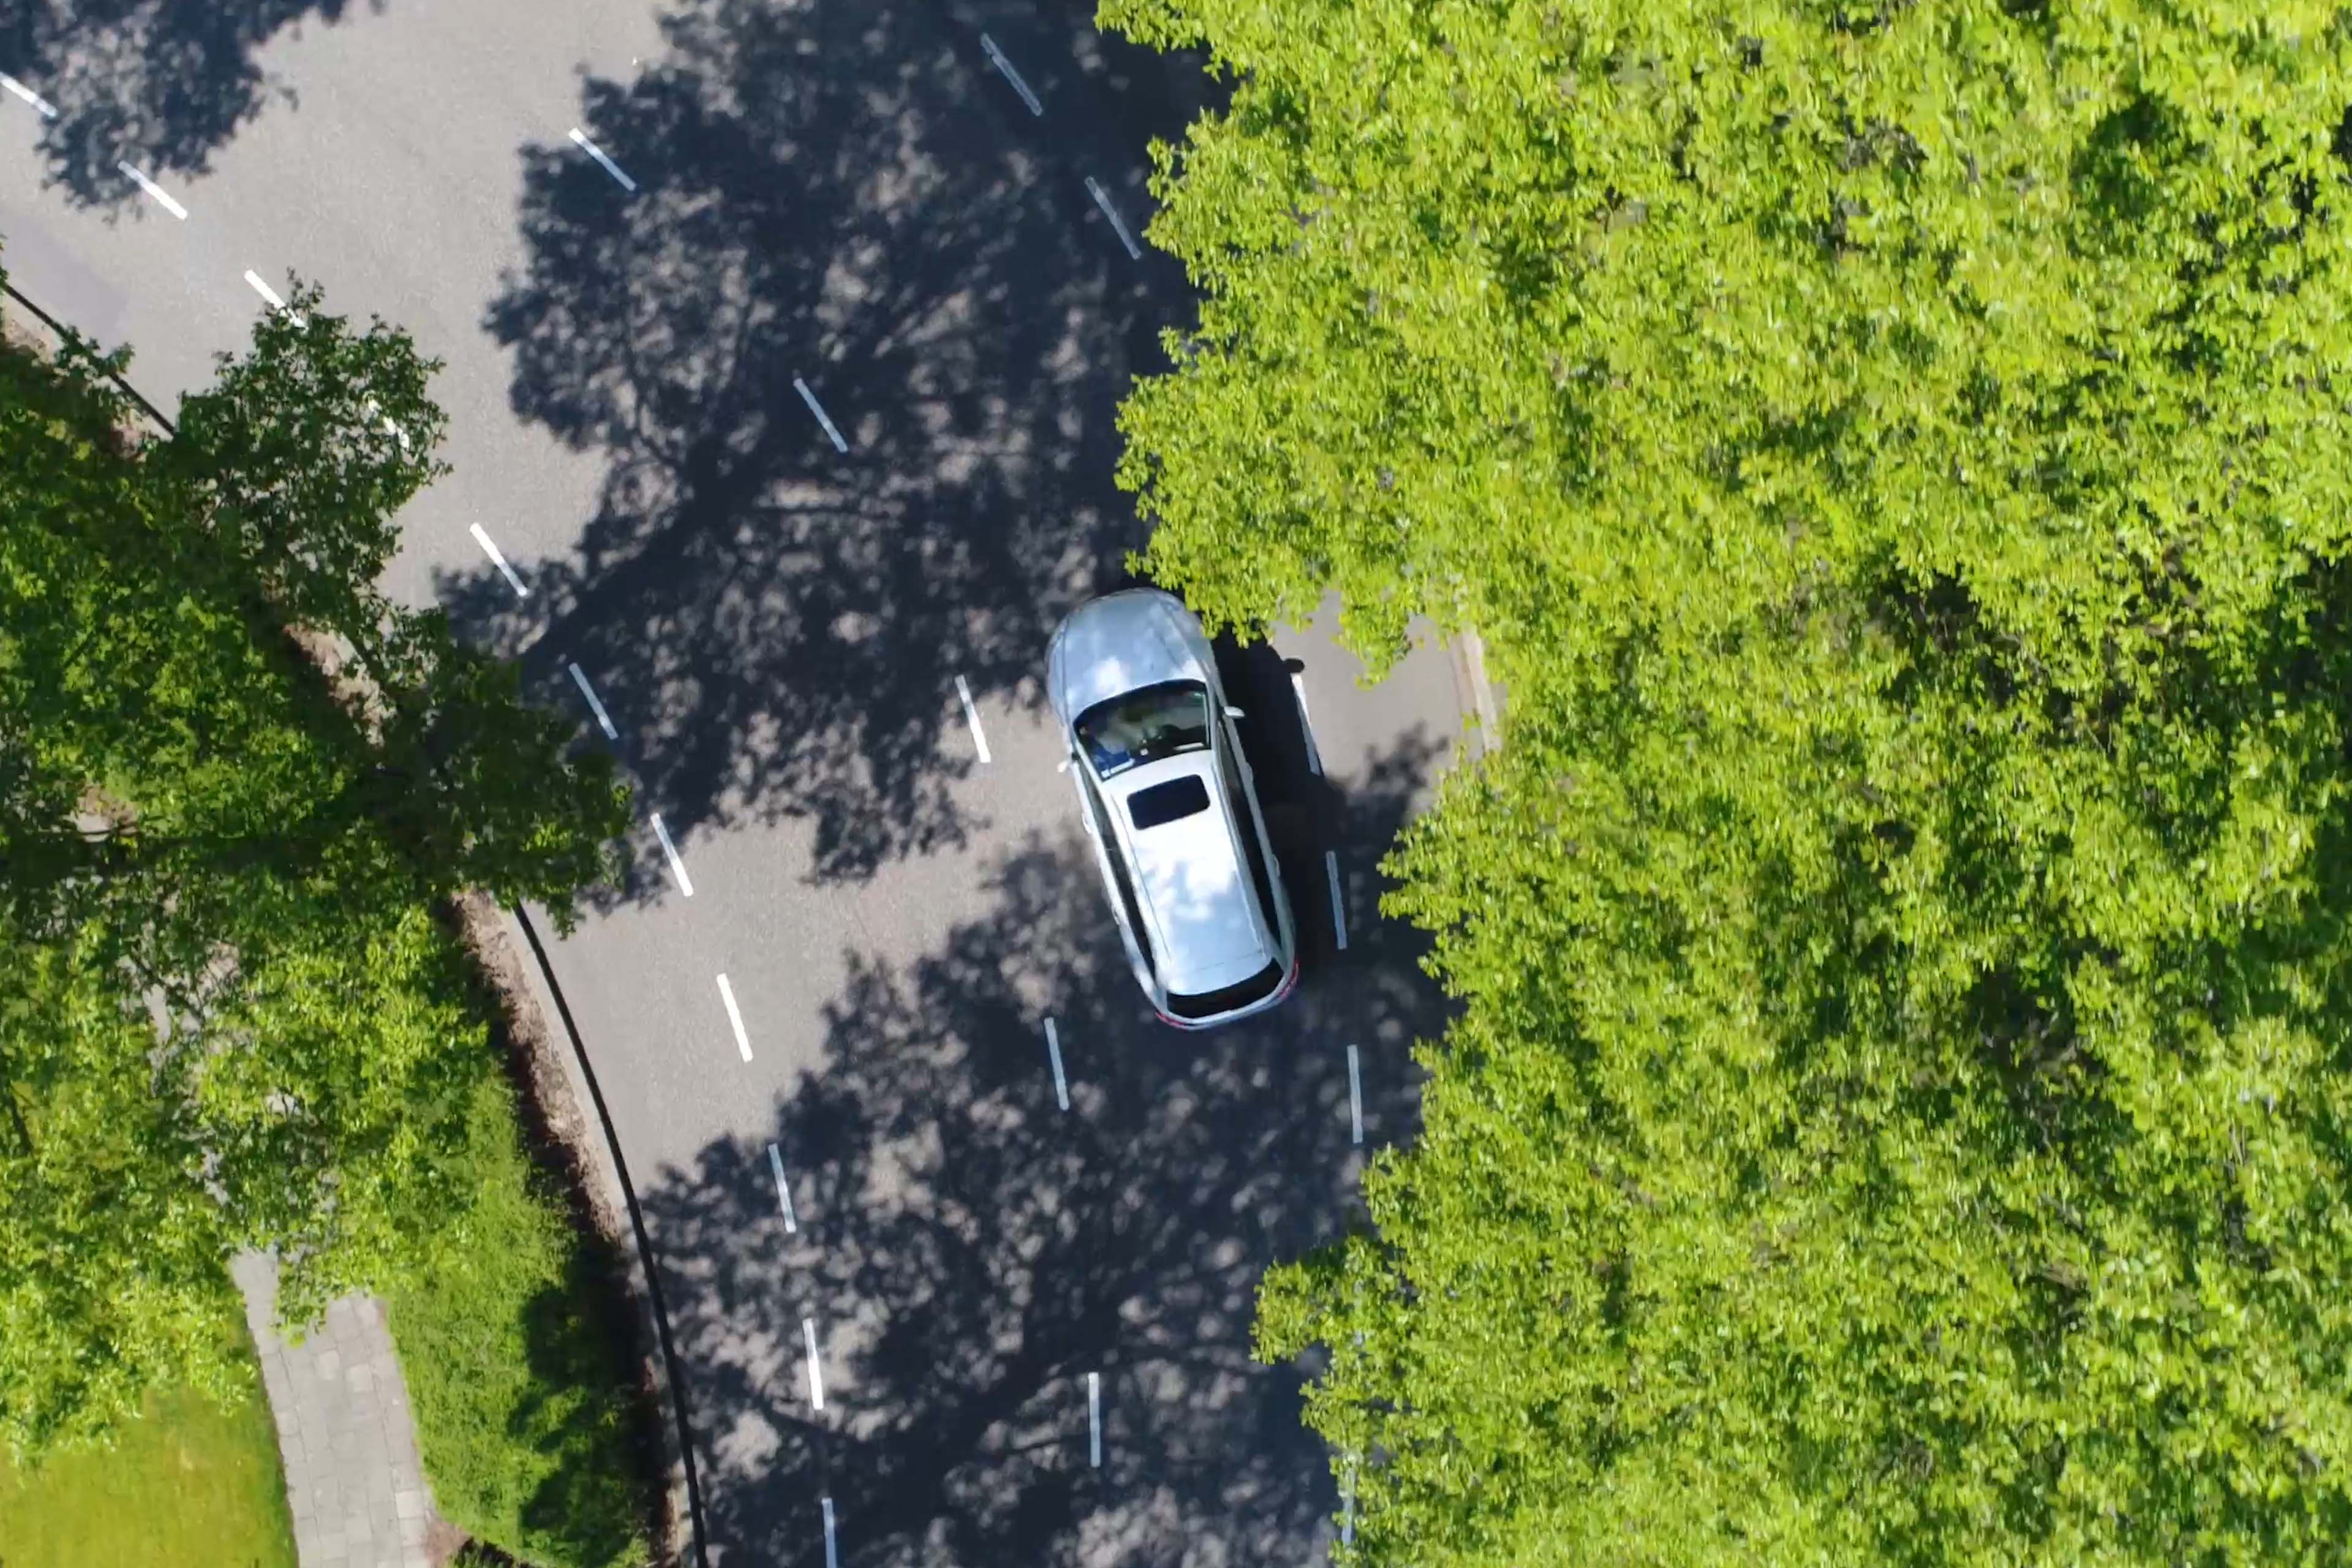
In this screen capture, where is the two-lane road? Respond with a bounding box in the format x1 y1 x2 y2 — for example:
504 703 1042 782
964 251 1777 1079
1 2 1470 1561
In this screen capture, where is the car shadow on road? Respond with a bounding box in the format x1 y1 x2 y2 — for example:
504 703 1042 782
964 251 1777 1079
0 0 366 208
634 726 1449 1566
425 0 1215 903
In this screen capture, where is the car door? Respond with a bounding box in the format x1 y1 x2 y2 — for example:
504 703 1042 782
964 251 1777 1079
1210 712 1289 952
1072 753 1159 988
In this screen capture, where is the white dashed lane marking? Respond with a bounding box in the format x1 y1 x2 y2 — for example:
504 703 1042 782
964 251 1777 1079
821 1497 840 1568
1292 671 1324 777
1085 176 1143 260
1325 850 1348 951
979 34 1044 116
567 661 620 739
802 1317 826 1410
650 812 694 897
244 271 309 328
2 74 57 118
1044 1017 1069 1112
1346 1043 1364 1146
360 396 409 450
954 675 992 764
243 270 288 312
715 973 753 1062
118 162 187 219
469 524 529 598
794 376 850 453
766 1142 799 1235
568 127 638 192
1088 1371 1102 1468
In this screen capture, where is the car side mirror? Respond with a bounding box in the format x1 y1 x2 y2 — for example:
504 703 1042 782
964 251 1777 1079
1225 705 1245 720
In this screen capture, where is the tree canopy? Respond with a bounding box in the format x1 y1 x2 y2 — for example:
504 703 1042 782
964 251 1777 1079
1105 0 2352 1561
0 274 628 1455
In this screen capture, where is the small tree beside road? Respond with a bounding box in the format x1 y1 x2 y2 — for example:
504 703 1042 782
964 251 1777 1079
0 274 630 1460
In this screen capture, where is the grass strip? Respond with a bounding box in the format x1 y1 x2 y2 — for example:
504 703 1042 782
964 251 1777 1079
388 1067 655 1568
0 1291 296 1568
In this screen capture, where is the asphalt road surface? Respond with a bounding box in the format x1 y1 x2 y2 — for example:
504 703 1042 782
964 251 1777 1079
0 3 1472 1562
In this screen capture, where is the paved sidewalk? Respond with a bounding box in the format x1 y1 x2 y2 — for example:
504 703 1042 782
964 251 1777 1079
231 1253 450 1568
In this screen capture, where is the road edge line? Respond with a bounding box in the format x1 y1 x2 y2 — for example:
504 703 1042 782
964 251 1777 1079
494 897 712 1568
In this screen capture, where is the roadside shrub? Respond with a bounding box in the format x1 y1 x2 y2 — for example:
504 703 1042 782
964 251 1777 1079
388 1071 654 1568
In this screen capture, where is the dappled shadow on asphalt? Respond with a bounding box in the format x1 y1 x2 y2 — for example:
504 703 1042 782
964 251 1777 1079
437 0 1215 898
0 0 371 206
637 725 1450 1566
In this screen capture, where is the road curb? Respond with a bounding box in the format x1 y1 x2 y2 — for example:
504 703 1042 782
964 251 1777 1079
1 277 173 431
486 897 709 1568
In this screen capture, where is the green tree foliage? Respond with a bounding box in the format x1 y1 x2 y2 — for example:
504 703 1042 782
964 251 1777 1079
0 274 629 1457
1105 0 2352 1561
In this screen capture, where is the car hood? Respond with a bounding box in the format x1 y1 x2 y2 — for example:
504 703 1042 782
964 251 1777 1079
1050 590 1206 722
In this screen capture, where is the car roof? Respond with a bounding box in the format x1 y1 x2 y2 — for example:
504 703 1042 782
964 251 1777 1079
1050 589 1207 722
1103 753 1273 996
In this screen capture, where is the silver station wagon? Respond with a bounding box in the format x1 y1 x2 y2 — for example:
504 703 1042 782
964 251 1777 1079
1047 589 1300 1028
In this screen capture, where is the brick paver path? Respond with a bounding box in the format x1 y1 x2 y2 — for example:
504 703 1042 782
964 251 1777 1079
231 1253 448 1568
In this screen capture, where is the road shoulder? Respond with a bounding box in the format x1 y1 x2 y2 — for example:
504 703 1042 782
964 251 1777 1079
475 893 701 1567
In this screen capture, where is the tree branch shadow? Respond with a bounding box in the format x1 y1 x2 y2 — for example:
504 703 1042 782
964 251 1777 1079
440 0 1214 902
0 0 374 208
637 725 1449 1565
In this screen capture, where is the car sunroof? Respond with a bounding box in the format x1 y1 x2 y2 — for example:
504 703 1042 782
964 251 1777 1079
1128 774 1212 832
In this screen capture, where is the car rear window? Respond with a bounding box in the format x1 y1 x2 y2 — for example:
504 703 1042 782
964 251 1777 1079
1166 957 1288 1021
1128 775 1211 832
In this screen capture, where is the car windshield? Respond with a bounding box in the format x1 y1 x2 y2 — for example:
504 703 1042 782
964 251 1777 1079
1076 682 1211 778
